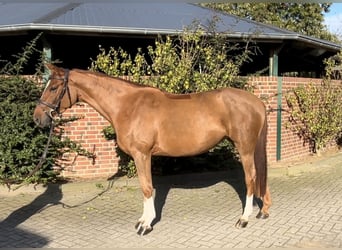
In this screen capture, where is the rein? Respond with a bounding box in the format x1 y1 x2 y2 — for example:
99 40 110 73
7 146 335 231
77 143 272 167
1 69 71 189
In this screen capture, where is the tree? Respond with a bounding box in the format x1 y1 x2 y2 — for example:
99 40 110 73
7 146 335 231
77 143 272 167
203 3 339 42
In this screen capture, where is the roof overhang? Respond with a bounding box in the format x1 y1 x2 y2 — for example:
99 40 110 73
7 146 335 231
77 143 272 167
1 23 340 52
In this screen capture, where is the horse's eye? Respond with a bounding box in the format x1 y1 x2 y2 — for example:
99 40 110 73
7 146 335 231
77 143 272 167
50 86 58 92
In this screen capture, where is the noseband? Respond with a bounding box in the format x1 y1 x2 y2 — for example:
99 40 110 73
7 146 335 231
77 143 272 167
38 69 71 118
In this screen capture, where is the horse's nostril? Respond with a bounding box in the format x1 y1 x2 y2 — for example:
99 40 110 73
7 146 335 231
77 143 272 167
33 116 40 126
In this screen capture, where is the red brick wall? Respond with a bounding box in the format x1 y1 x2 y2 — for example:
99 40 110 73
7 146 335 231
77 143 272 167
58 77 325 179
250 77 323 163
60 103 118 179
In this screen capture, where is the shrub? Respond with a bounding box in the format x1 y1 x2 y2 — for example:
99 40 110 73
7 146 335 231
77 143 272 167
0 75 52 184
91 19 252 93
286 52 342 152
0 36 95 185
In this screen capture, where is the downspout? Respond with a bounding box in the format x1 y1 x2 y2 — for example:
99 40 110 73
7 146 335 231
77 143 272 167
269 47 282 161
276 77 282 161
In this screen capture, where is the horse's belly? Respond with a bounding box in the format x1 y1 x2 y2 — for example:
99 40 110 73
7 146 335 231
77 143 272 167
153 130 225 157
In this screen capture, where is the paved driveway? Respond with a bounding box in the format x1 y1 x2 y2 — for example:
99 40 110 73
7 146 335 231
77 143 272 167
0 152 341 248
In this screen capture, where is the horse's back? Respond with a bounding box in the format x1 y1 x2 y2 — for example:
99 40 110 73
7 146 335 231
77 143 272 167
149 87 265 156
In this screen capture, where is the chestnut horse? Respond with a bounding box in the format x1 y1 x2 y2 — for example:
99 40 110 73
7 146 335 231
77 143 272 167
33 64 271 235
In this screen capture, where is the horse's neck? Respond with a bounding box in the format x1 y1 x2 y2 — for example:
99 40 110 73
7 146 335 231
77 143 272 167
74 73 132 123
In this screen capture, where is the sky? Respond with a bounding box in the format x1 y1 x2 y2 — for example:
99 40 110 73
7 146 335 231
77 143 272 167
324 3 342 37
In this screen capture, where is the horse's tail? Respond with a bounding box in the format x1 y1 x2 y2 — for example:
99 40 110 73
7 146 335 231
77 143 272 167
254 113 268 198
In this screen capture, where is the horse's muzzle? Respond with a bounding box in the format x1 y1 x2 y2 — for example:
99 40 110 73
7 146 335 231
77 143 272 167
33 111 52 128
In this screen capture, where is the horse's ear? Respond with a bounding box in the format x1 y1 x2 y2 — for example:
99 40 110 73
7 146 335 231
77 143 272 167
44 64 64 78
45 63 57 72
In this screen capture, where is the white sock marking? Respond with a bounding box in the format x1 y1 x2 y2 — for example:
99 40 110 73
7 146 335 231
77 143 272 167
241 194 254 220
139 196 156 228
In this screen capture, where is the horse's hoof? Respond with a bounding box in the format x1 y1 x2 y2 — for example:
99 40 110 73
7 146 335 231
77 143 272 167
135 222 153 236
256 211 269 219
235 218 248 228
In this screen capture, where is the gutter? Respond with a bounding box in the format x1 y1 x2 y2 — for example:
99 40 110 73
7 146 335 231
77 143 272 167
0 23 341 51
0 23 179 36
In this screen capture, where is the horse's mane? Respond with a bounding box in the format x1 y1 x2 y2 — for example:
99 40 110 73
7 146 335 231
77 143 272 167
73 69 154 89
72 68 192 99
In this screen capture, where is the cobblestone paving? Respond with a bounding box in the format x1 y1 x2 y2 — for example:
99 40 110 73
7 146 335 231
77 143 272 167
0 153 341 248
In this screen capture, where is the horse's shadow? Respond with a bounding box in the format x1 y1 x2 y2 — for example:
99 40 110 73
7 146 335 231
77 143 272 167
0 184 63 247
151 163 253 227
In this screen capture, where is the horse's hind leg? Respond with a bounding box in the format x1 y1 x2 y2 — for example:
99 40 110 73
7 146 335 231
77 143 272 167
234 150 256 228
132 151 156 235
257 185 271 219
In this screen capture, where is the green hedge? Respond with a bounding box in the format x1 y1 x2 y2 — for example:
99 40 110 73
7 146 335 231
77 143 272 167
0 35 95 185
0 75 58 184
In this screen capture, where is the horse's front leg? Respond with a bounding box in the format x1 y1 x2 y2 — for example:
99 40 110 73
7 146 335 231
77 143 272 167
132 151 155 235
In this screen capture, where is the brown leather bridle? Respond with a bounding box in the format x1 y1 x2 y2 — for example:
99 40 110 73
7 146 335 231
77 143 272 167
38 68 71 118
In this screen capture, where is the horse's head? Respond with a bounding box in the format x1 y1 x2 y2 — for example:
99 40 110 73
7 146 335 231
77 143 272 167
33 64 76 127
